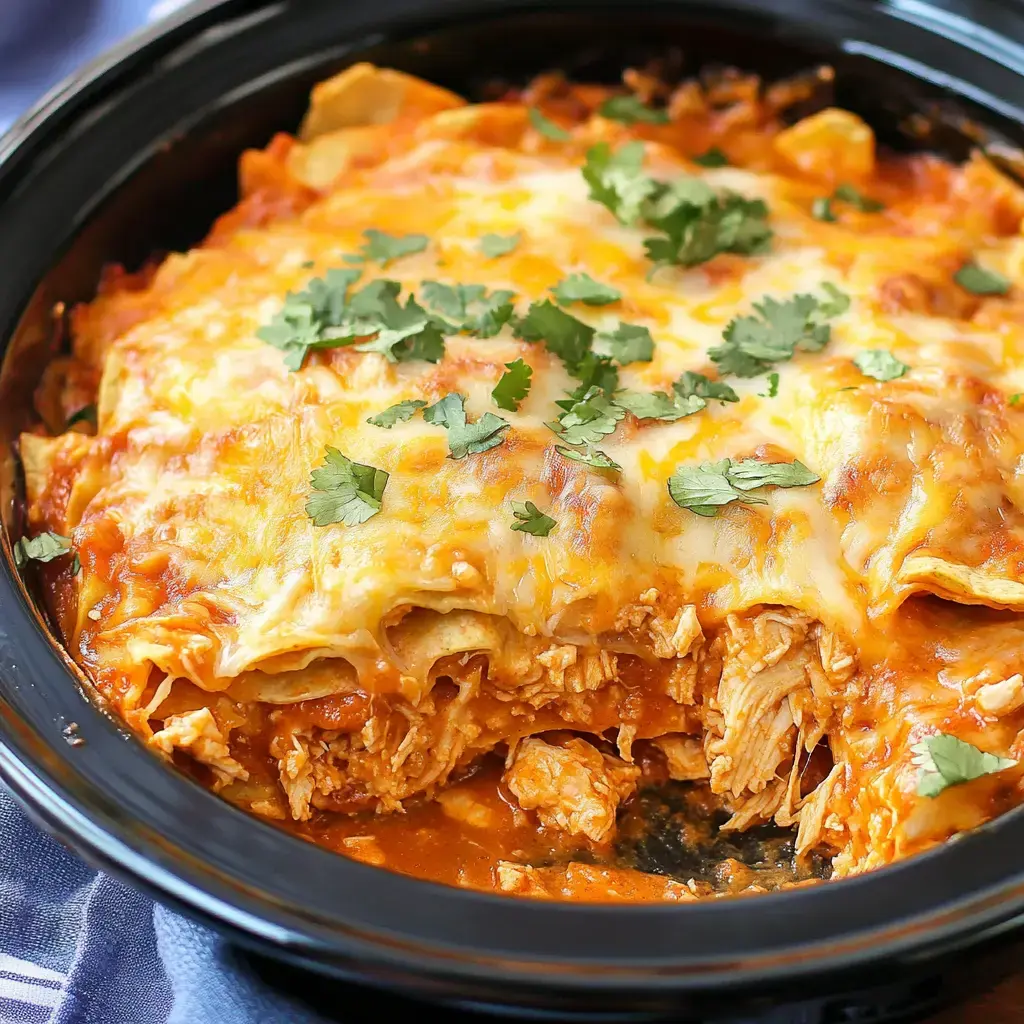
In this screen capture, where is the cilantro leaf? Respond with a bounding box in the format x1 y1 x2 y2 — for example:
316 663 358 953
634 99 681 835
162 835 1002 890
514 300 595 368
555 444 622 471
528 107 570 141
479 232 522 259
256 267 363 370
367 399 427 428
912 734 1016 798
13 531 76 571
709 286 847 378
352 293 446 363
853 349 909 382
510 500 557 536
423 392 510 459
419 281 516 338
551 273 622 307
643 187 771 271
811 197 837 222
667 457 818 515
817 281 851 320
954 262 1010 296
693 147 728 168
592 322 655 365
547 386 625 445
615 389 705 421
492 358 533 411
667 459 763 517
582 141 658 225
561 353 619 404
1011 393 1023 406
832 183 884 212
675 371 739 403
258 271 452 368
355 229 429 266
66 405 97 429
598 96 669 125
759 372 780 398
726 458 820 490
420 281 487 320
305 448 388 527
469 294 517 338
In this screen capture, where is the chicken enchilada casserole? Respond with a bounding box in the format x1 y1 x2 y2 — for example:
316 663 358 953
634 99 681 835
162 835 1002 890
16 61 1024 901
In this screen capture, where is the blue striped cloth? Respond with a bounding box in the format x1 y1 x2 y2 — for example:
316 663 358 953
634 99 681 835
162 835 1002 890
0 3 332 1020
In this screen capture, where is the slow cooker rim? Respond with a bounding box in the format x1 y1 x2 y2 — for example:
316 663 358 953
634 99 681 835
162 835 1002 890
2 0 1024 996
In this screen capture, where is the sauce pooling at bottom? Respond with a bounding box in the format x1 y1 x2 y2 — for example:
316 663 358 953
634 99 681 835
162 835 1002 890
288 756 829 900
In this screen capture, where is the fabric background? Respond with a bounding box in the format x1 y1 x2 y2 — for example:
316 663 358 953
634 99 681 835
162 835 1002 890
0 2 339 1021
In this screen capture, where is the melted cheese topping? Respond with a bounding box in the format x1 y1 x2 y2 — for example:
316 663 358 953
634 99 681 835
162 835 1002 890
20 64 1024 894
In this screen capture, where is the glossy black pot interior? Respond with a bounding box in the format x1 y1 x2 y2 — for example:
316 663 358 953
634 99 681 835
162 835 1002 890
2 1 1024 1020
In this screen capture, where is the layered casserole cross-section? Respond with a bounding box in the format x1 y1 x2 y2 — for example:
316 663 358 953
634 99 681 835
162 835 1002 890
17 62 1024 900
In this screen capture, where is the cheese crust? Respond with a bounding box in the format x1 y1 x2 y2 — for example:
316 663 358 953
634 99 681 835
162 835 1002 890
19 63 1024 896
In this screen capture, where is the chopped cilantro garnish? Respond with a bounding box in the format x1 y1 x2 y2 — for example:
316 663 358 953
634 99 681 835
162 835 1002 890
853 349 909 382
709 285 849 378
420 281 487 320
759 372 780 398
66 405 97 429
257 271 449 369
667 457 819 516
726 458 820 490
811 197 837 222
348 289 446 363
479 232 522 259
592 322 655 365
817 281 851 319
256 267 362 370
551 273 621 307
598 95 669 125
615 389 705 421
1011 393 1023 406
492 358 533 411
510 500 557 536
366 399 427 428
354 229 429 266
514 300 595 369
423 392 510 459
584 144 770 268
528 107 570 141
582 141 658 226
674 371 739 403
555 444 621 471
693 147 728 168
547 386 625 445
561 353 619 404
420 281 516 337
954 262 1010 296
832 183 884 212
13 531 78 573
643 184 771 271
912 734 1016 798
305 448 389 527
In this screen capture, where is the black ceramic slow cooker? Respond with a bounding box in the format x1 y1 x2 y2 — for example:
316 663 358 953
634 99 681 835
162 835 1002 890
1 2 1024 1020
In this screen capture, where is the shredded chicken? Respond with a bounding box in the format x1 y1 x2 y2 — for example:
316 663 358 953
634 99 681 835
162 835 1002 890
652 734 710 781
503 736 640 842
701 610 846 817
976 674 1024 716
795 763 846 855
149 708 248 789
437 788 498 828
